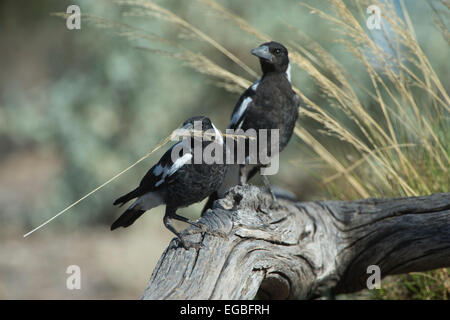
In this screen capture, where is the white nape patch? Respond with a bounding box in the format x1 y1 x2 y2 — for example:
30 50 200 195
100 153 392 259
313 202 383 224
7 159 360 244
251 78 261 91
211 123 223 145
285 63 291 82
230 96 252 128
153 164 163 176
132 191 163 211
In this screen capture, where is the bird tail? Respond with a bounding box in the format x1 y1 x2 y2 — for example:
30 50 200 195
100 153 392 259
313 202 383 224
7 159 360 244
113 187 140 207
111 207 146 230
111 192 163 230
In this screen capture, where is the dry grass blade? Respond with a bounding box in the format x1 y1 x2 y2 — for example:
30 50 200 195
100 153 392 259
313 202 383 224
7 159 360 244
323 143 417 185
295 126 370 198
198 0 270 42
23 131 177 237
115 0 258 79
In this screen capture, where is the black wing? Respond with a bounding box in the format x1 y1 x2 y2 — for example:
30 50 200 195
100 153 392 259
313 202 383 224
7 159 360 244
113 141 192 206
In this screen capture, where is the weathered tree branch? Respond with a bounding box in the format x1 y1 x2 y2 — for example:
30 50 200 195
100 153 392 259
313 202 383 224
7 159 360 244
142 185 450 299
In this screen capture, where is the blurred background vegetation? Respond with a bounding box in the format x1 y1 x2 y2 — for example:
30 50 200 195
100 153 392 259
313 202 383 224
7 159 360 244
0 0 448 299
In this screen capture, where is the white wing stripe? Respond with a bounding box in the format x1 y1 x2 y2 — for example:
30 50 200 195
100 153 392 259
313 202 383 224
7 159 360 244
168 153 193 176
230 96 252 127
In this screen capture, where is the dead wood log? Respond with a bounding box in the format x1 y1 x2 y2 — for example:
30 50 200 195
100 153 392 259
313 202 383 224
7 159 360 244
141 185 450 299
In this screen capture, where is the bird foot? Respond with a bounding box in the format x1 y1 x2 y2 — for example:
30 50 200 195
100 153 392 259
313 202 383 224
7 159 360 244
184 223 207 235
178 237 202 250
184 222 227 238
269 199 284 211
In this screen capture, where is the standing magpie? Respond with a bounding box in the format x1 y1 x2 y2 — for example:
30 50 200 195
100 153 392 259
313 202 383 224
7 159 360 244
111 116 227 248
203 41 301 213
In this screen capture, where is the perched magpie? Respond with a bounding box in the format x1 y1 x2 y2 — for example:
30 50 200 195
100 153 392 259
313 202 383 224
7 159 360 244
203 41 300 213
111 116 226 248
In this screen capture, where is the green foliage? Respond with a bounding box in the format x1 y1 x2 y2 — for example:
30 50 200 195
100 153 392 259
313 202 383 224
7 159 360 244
372 269 450 300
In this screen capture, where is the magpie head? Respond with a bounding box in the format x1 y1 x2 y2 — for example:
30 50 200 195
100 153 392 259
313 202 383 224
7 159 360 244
251 41 289 74
182 116 213 132
181 116 223 144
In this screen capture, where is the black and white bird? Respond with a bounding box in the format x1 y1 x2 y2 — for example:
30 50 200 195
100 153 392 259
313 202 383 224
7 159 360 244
111 116 227 248
203 41 301 212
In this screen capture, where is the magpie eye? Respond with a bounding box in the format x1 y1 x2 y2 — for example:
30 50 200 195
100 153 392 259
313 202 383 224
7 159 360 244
274 48 281 55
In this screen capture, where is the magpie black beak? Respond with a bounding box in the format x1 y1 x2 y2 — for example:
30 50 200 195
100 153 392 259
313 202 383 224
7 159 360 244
251 45 272 62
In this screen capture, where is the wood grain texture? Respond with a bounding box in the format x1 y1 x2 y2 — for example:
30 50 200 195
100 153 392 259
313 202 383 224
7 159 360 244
142 185 450 299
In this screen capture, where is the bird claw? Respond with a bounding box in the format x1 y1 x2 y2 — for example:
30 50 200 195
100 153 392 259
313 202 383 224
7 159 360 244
183 221 208 234
195 222 209 233
269 200 285 211
185 222 227 238
259 206 270 215
184 225 206 236
178 237 202 250
267 195 288 211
